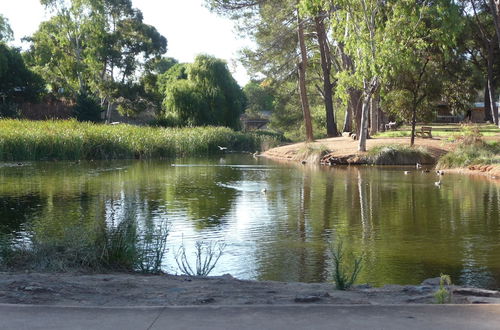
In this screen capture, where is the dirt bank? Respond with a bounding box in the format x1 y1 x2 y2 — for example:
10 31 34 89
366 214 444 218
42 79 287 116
1 273 499 306
263 136 451 164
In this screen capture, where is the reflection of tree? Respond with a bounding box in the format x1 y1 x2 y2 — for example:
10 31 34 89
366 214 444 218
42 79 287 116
0 194 43 234
164 165 241 229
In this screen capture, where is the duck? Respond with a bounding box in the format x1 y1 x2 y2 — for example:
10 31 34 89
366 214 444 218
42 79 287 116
252 151 259 158
416 163 422 169
436 170 445 176
261 188 267 194
434 179 442 187
404 171 410 175
217 146 228 151
301 160 307 165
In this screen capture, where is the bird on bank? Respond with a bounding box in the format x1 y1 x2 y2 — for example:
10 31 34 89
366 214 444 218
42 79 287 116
436 170 445 176
416 163 422 169
252 151 259 158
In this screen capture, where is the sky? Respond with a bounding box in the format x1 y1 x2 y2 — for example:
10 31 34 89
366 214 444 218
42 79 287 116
1 0 252 85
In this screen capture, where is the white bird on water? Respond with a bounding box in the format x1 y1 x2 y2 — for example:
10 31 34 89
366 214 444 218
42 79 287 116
416 163 422 169
404 171 410 175
218 146 228 151
261 188 267 194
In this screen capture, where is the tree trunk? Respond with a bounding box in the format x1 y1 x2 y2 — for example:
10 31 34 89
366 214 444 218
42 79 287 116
351 89 363 138
485 83 493 122
297 11 314 142
342 104 352 133
358 94 371 152
490 0 500 51
410 104 417 147
314 15 338 137
369 95 379 135
487 42 499 125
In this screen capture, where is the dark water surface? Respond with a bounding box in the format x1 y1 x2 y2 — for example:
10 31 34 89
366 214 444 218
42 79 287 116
1 155 499 288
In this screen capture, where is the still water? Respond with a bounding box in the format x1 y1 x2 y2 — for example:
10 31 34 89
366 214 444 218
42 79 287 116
1 155 499 288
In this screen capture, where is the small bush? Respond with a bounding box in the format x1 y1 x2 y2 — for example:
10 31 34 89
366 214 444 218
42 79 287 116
367 145 433 165
434 274 453 304
73 93 103 123
0 217 169 273
330 241 363 290
175 240 225 276
437 140 500 169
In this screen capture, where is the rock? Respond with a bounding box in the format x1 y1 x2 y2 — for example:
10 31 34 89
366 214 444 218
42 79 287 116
294 295 322 303
21 285 53 294
354 284 372 290
421 277 441 286
195 297 215 304
403 285 433 295
466 296 500 304
454 288 500 298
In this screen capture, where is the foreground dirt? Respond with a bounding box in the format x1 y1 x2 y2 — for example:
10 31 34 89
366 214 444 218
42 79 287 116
1 273 499 306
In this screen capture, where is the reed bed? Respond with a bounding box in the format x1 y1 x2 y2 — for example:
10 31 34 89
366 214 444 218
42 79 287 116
0 120 280 161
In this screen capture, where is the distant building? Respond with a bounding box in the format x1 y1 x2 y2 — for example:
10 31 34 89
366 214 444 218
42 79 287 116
240 110 271 131
470 102 500 123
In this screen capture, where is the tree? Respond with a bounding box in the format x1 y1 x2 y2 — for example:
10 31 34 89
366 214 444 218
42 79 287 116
243 80 275 117
382 0 462 146
162 55 246 129
207 0 315 141
465 0 499 126
0 14 13 42
27 0 167 121
300 0 339 137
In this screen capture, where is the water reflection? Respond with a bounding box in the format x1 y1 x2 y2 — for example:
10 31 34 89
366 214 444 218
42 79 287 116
0 157 499 289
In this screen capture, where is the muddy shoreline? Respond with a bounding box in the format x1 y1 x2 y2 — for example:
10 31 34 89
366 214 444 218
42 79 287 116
1 272 499 307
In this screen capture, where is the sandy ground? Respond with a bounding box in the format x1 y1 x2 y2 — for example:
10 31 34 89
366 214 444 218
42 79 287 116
1 273 499 307
263 136 453 162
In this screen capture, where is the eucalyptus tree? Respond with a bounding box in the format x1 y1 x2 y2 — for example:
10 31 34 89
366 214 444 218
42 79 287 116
207 0 315 141
382 0 462 146
489 0 500 50
0 14 13 42
300 0 339 137
462 0 499 125
27 0 167 122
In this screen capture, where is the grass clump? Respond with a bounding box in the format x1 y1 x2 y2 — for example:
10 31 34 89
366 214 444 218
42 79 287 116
367 145 433 165
0 119 285 161
0 217 169 274
330 241 363 290
438 126 500 169
434 274 453 304
175 240 226 276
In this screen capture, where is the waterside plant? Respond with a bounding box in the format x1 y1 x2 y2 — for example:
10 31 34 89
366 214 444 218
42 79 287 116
0 119 285 161
330 241 363 290
366 144 433 165
434 274 453 304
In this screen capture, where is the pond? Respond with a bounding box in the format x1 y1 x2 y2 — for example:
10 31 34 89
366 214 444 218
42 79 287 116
1 155 499 289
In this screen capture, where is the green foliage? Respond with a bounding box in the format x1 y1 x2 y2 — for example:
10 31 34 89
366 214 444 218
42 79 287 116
0 44 45 103
330 240 363 290
367 145 433 165
28 0 167 114
0 14 13 42
73 93 103 122
437 138 500 169
0 214 169 273
161 55 246 129
434 274 453 304
0 119 267 161
243 80 275 117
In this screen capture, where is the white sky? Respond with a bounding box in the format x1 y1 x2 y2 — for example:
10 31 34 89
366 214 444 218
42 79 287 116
1 0 251 85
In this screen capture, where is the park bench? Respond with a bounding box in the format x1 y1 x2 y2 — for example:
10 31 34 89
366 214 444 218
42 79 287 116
415 126 432 138
385 121 397 130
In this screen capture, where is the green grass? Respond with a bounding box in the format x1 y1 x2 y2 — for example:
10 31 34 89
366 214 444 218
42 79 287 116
437 141 500 169
366 144 434 165
0 120 283 161
374 124 500 138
